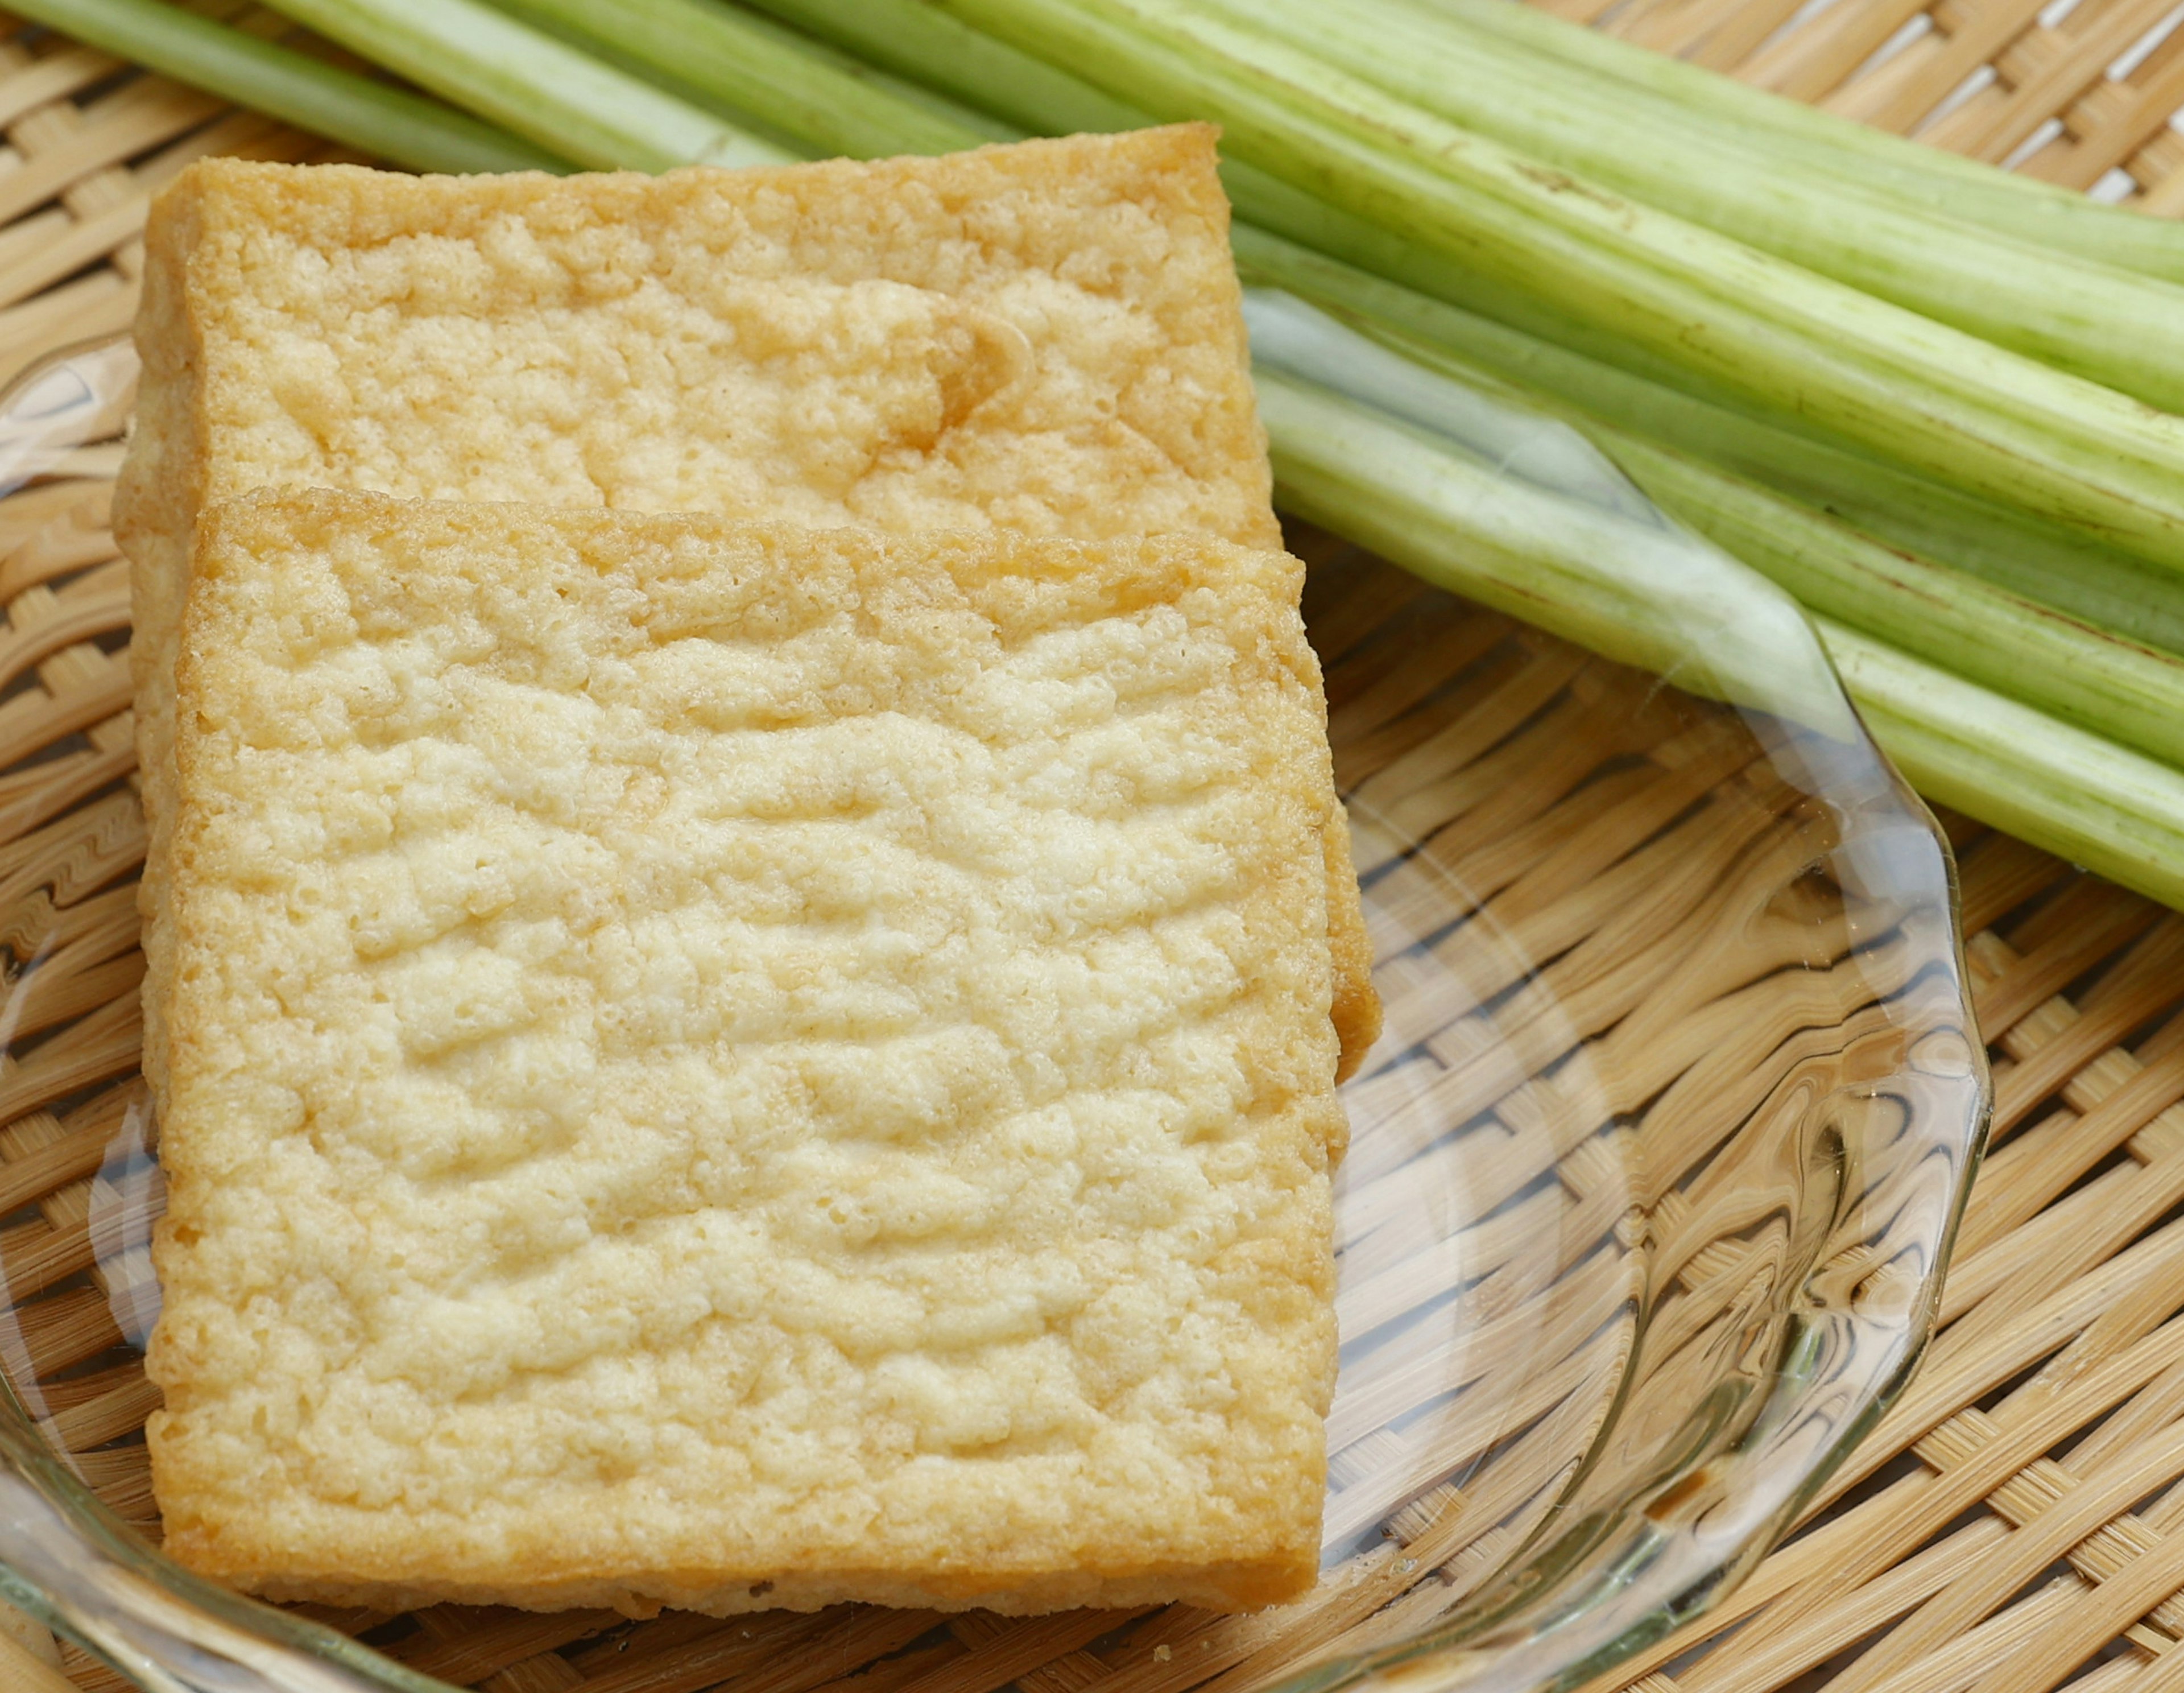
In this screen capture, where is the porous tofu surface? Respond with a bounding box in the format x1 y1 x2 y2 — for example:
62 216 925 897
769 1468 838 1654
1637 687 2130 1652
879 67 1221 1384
122 129 1277 560
117 126 1379 1088
148 490 1342 1616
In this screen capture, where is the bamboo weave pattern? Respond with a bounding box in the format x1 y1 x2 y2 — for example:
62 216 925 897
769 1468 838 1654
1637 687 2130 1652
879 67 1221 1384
0 3 2171 1692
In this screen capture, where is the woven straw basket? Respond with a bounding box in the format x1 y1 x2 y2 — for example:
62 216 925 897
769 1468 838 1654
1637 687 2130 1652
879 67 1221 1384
1 3 2181 1693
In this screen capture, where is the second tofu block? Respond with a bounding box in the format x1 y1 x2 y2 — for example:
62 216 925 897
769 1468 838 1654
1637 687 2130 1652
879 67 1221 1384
150 489 1343 1617
115 128 1379 1082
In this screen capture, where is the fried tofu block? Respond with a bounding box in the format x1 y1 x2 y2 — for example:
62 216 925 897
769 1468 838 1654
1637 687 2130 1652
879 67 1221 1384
148 489 1343 1617
115 130 1380 1095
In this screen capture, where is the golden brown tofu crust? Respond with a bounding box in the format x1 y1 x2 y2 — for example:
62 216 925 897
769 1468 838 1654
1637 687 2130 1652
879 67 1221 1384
151 489 1342 1616
117 131 1377 1103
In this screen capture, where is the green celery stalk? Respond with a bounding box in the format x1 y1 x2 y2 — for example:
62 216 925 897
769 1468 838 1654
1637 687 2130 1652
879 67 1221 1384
926 0 2184 582
1611 439 2184 770
1247 288 2184 766
1213 0 2184 412
254 0 792 170
737 0 1142 139
487 0 1001 159
1821 621 2184 911
1252 367 1854 734
1260 364 2184 911
1406 0 2184 282
1233 228 2184 656
12 0 562 173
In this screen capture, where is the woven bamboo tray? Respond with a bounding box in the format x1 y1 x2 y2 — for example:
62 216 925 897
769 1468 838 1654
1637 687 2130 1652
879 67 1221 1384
0 2 2176 1691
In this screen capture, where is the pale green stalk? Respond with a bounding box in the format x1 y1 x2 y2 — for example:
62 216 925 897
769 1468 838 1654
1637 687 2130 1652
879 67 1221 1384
490 0 1000 159
1247 288 2184 765
1405 0 2184 282
1608 437 2184 770
738 0 1142 138
1822 622 2184 911
927 0 2184 580
1234 229 2184 655
1262 363 2184 912
1253 369 1853 735
11 0 561 172
1215 0 2184 411
254 0 791 170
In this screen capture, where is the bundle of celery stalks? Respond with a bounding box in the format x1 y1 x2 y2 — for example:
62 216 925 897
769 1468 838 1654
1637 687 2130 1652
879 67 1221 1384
43 0 2184 907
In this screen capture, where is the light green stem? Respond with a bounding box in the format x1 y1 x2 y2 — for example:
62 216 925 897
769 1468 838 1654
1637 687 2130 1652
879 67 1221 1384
1608 436 2184 770
254 0 791 170
1236 230 2184 656
1408 0 2184 280
14 0 562 173
1822 621 2184 911
1263 361 2184 914
1218 0 2184 412
1248 287 2184 767
89 0 2184 909
488 0 999 158
1254 369 1853 735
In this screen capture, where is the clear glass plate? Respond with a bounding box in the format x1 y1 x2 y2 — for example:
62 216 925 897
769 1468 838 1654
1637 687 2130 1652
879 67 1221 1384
0 332 1987 1693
